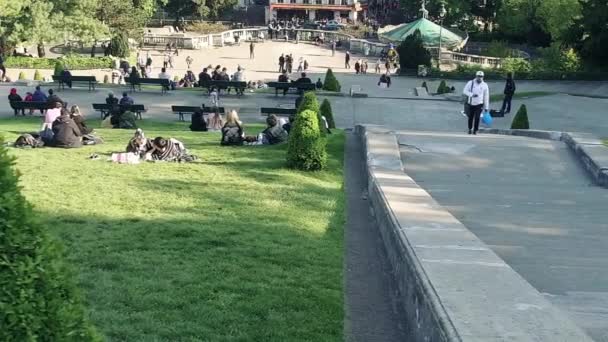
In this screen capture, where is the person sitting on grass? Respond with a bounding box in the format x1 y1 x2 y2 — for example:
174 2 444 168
47 89 65 108
207 106 224 131
8 88 24 116
221 110 244 146
112 109 137 129
261 114 288 145
146 136 198 162
190 107 208 132
42 102 62 131
70 105 92 135
51 109 83 148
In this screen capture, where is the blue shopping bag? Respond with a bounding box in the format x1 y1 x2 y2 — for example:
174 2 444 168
482 110 493 126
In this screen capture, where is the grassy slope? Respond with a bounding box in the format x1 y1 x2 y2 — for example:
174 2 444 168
1 118 345 342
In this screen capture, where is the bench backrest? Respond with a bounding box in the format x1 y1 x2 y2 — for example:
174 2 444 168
92 103 145 111
202 106 225 113
126 77 169 85
267 82 316 90
172 106 201 113
12 101 50 109
260 107 297 115
200 80 246 87
52 75 96 81
267 82 290 88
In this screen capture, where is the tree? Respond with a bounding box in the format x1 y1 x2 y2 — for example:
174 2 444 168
110 33 130 58
286 109 328 171
297 91 324 135
0 140 101 341
322 69 341 92
511 104 529 129
97 0 156 35
568 0 608 67
320 99 336 129
161 0 238 21
397 29 431 70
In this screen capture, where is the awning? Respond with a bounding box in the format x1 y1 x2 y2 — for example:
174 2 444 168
270 4 355 11
379 17 466 49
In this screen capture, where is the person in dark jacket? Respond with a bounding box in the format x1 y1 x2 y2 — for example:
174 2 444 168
295 72 311 84
32 85 47 102
500 72 516 114
190 107 208 132
262 115 288 145
119 92 134 106
51 110 82 148
315 78 323 89
61 68 73 88
198 68 211 86
278 71 289 95
378 73 391 88
8 88 24 116
47 89 65 107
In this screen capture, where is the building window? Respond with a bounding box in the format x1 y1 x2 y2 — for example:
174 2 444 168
290 0 296 3
316 0 322 4
277 0 284 3
328 0 335 4
341 0 347 4
303 0 309 4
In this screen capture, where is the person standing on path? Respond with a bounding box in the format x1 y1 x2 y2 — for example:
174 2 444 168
345 51 351 69
331 41 336 56
500 72 516 114
168 53 175 69
462 71 490 135
279 54 285 73
186 56 193 69
249 42 255 59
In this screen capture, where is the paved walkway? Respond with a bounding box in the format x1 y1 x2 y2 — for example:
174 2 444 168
397 131 608 341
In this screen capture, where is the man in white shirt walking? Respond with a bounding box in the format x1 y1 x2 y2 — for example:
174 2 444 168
463 71 490 135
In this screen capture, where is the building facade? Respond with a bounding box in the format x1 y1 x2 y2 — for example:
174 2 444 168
266 0 362 23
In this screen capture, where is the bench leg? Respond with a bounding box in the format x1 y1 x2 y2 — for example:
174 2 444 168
179 113 184 121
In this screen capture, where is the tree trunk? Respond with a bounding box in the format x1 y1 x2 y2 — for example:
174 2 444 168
37 43 46 58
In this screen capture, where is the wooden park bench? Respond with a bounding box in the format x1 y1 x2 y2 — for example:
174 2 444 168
199 80 247 95
171 105 225 121
125 77 170 94
267 82 316 96
260 107 297 116
52 75 98 91
10 101 68 114
92 103 146 119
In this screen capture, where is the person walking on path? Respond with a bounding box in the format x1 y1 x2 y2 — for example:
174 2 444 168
500 72 516 114
462 71 490 135
331 41 336 56
345 51 351 69
186 56 193 69
249 42 255 59
168 53 175 69
279 54 285 73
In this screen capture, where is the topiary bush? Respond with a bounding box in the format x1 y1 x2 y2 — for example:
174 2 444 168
53 60 65 76
511 104 530 129
110 33 130 58
33 69 43 81
0 140 101 342
397 29 431 70
322 68 341 92
18 71 26 80
320 99 335 129
297 91 324 135
103 74 109 83
436 80 448 94
286 109 328 171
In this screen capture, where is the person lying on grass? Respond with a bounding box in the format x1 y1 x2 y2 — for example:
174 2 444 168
126 129 197 162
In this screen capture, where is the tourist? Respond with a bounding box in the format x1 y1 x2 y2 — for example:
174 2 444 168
158 67 174 90
174 46 179 57
146 53 153 68
316 78 323 89
137 52 145 69
286 54 293 73
209 89 220 108
42 102 62 131
212 65 222 80
355 60 361 74
232 67 246 95
51 109 82 148
279 54 285 73
250 42 255 59
32 85 47 102
296 72 312 84
8 88 24 116
462 71 490 135
0 54 6 79
261 114 289 145
61 67 73 88
345 51 351 69
378 72 391 88
47 89 65 108
375 59 382 73
168 53 174 68
198 67 211 88
119 92 134 106
304 59 308 71
363 60 368 74
221 110 244 146
70 105 93 135
163 53 169 69
186 55 193 69
500 72 516 114
207 107 224 131
146 136 197 162
190 107 208 132
297 58 304 73
331 41 336 56
130 66 140 80
278 71 290 95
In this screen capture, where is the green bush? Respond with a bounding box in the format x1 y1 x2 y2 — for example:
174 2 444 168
397 29 431 70
4 56 113 70
103 74 109 83
286 109 328 171
320 99 335 129
0 140 101 342
501 58 532 75
536 44 582 72
110 33 130 58
33 70 43 81
53 61 65 76
18 71 27 80
483 40 516 58
322 68 341 92
297 91 323 135
511 104 530 129
436 80 448 94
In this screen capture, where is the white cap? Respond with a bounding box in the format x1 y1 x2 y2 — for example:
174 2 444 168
476 71 484 77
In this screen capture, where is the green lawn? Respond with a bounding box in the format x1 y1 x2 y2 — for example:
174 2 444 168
489 91 556 102
1 117 345 342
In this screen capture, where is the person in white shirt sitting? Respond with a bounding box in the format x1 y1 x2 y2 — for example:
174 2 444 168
462 71 490 135
232 67 246 95
158 68 175 90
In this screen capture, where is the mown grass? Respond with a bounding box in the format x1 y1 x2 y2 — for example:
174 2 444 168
489 91 555 102
0 117 345 342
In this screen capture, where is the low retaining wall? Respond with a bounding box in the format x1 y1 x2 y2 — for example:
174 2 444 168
357 124 594 342
479 128 608 188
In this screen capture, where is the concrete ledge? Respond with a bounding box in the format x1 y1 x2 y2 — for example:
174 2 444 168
479 128 608 188
358 124 594 342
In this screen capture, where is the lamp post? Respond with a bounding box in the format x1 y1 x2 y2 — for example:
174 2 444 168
437 2 447 69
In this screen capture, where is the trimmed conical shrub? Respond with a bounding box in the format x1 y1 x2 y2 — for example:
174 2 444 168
286 109 328 171
110 33 130 58
103 75 109 84
511 104 530 129
320 99 335 129
18 72 26 80
437 80 448 94
297 91 325 135
53 61 65 76
0 140 101 341
322 68 341 92
34 70 43 81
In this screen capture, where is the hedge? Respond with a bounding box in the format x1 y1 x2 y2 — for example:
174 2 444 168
3 56 114 70
427 67 608 81
0 140 102 342
286 109 328 171
297 91 325 136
